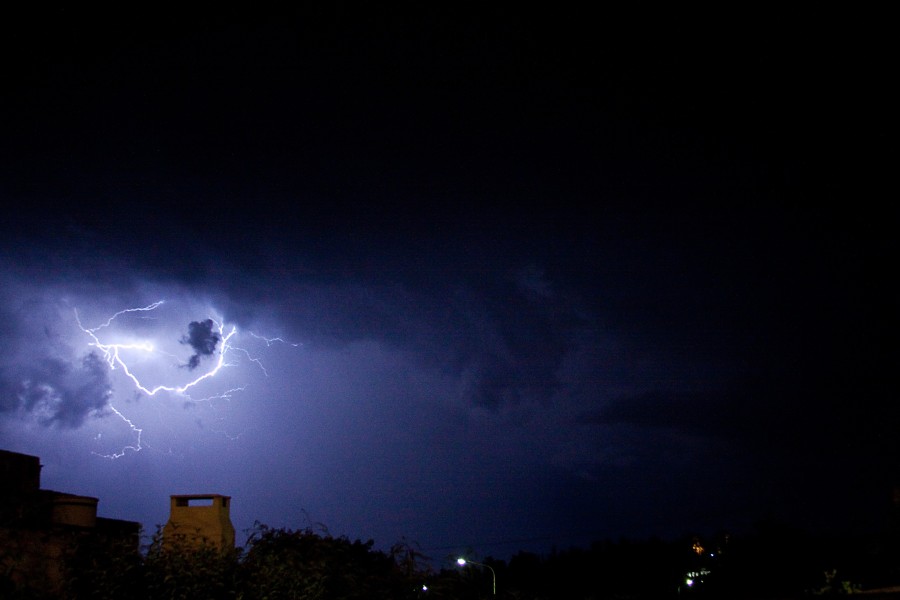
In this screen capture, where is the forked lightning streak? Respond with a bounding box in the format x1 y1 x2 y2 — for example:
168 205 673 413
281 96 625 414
76 301 286 459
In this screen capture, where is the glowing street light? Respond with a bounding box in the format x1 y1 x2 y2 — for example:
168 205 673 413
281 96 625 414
457 557 496 595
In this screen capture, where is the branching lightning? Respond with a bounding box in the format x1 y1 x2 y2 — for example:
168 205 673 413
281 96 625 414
76 302 240 396
249 332 301 347
75 300 292 459
95 405 143 460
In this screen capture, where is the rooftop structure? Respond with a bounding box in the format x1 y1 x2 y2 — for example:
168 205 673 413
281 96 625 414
0 448 140 596
163 493 235 551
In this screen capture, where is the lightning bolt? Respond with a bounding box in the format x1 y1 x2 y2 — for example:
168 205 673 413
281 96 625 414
249 332 301 347
76 300 285 458
92 405 143 459
76 303 238 396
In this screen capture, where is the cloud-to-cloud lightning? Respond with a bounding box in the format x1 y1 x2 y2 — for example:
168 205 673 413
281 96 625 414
68 299 289 458
76 301 238 397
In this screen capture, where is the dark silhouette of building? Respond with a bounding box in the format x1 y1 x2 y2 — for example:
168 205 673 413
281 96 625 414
0 448 140 595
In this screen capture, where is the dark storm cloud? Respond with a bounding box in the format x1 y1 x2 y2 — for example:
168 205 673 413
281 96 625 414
180 319 220 370
0 290 114 428
590 389 752 437
446 271 579 409
589 381 822 454
241 267 581 411
0 352 111 428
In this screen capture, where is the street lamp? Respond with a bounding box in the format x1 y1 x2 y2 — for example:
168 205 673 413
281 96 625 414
457 557 496 595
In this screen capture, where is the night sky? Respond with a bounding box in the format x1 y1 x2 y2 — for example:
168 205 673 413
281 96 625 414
1 7 895 561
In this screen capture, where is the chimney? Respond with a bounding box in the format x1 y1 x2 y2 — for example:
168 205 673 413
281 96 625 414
162 494 235 551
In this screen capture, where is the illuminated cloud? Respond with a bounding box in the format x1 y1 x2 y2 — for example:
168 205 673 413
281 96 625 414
0 272 295 460
0 285 112 428
1 352 111 428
